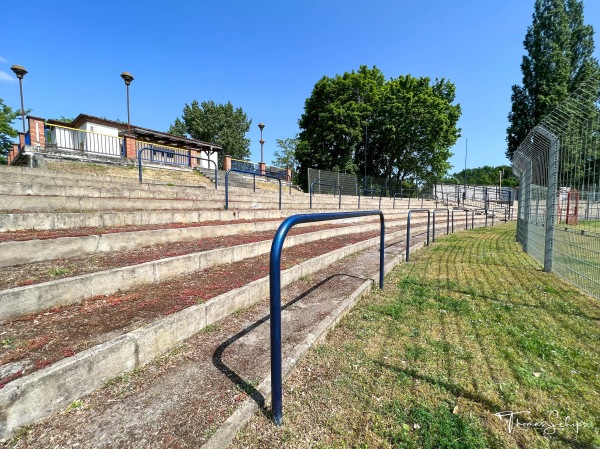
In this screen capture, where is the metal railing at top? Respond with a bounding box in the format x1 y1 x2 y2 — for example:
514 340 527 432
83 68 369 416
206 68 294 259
358 188 384 209
451 208 469 233
405 209 431 262
45 122 123 157
136 141 193 167
225 168 282 210
269 210 385 426
137 147 218 189
230 158 259 173
432 208 450 243
392 191 428 209
310 181 341 209
230 158 289 180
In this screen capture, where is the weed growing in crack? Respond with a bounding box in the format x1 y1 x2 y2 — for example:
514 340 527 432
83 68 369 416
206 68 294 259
45 268 71 277
63 399 87 414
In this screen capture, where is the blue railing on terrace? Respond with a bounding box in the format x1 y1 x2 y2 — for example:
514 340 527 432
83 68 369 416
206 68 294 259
135 141 218 169
231 158 289 181
310 181 341 209
269 210 385 426
225 168 282 210
137 147 218 189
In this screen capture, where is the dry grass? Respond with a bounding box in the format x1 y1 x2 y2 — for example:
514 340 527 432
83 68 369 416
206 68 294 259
232 224 600 448
46 160 214 188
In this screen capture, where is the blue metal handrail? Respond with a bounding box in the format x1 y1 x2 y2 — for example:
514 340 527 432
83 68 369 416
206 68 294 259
432 208 450 243
393 192 415 209
310 180 341 209
451 208 469 233
406 209 431 262
225 168 282 210
393 193 402 209
269 210 385 426
471 208 487 229
358 188 384 210
137 147 218 190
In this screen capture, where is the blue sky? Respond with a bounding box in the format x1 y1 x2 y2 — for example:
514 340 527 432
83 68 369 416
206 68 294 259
1 0 599 174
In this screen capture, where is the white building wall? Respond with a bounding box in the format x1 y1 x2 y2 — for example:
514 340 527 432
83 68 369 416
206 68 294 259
200 150 218 169
80 122 121 157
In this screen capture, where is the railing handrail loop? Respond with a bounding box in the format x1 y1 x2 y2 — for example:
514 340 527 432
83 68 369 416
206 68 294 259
137 147 218 190
406 209 431 262
225 168 282 210
432 208 450 242
269 210 385 426
310 180 342 209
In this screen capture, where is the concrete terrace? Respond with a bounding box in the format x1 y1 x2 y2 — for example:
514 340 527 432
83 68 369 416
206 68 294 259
0 162 503 446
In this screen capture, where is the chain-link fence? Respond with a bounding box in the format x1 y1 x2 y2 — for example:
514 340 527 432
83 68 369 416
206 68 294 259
512 74 600 299
307 169 517 216
306 168 434 199
435 183 517 212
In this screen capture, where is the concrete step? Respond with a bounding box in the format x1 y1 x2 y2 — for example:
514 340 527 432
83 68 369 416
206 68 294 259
0 219 413 320
0 164 165 187
0 215 409 267
0 225 414 441
1 165 275 194
0 178 296 202
0 213 492 322
0 208 407 232
0 192 431 214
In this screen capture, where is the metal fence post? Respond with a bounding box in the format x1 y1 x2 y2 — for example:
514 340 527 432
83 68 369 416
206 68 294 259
537 126 559 273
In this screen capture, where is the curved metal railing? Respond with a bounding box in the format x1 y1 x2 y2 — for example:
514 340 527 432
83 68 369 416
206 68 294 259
309 180 341 209
137 147 218 189
225 168 282 210
269 210 385 426
406 209 431 262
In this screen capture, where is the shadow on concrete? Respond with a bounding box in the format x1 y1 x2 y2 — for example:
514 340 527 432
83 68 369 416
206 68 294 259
212 273 372 416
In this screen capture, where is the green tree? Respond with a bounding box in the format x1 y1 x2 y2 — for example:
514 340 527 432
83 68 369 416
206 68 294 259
272 137 299 181
169 100 251 165
444 165 519 187
296 66 385 187
372 75 461 185
0 99 20 164
297 66 461 189
506 0 598 160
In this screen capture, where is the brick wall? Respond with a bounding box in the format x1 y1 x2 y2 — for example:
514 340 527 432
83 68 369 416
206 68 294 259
27 116 46 148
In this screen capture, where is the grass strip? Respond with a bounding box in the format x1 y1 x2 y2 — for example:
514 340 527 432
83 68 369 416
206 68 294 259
233 223 600 449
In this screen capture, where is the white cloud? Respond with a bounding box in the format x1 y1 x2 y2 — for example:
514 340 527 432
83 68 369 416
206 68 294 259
0 56 6 63
0 71 16 82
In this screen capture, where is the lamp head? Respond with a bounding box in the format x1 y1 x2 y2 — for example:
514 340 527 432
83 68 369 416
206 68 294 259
258 122 265 131
11 65 28 79
120 72 134 85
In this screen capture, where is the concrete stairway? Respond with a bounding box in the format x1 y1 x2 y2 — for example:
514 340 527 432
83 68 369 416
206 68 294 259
0 163 497 443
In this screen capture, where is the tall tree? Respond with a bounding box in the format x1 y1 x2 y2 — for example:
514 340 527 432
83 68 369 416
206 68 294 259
272 137 300 183
297 66 460 189
506 0 598 160
371 75 461 185
169 100 252 164
444 165 519 187
0 99 20 164
296 66 385 187
272 137 299 169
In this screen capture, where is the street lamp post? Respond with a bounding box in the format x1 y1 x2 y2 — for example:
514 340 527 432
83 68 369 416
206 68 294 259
120 72 134 134
258 122 265 164
10 65 28 134
499 169 503 201
463 139 468 203
364 124 368 191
